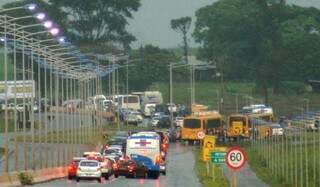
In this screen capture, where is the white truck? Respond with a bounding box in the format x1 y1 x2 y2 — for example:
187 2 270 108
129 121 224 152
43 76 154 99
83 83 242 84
133 91 163 117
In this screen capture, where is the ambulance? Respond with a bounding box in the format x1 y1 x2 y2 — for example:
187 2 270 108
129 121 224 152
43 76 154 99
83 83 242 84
126 132 162 178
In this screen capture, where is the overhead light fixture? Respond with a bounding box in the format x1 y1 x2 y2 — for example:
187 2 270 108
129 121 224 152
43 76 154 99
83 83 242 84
35 12 46 20
25 3 37 11
43 20 53 29
50 28 59 36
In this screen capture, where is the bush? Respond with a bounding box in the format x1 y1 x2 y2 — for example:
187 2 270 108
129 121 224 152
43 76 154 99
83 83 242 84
18 172 33 185
279 81 311 94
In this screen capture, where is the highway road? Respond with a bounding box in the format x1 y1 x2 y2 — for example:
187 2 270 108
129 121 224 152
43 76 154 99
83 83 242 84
34 142 202 187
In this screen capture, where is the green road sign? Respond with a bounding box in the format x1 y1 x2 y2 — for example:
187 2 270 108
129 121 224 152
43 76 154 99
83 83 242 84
211 151 226 164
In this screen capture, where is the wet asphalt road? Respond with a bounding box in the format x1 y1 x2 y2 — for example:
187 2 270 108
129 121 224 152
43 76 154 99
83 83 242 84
34 142 202 187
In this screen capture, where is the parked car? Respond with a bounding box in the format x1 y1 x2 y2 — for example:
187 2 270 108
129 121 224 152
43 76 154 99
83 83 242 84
67 157 86 180
76 160 103 183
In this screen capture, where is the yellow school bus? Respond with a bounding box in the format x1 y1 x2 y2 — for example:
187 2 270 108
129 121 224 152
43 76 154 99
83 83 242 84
249 112 274 122
181 111 223 143
227 114 273 140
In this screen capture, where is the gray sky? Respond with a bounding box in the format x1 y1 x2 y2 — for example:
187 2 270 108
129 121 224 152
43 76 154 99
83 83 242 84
127 0 216 49
1 0 320 49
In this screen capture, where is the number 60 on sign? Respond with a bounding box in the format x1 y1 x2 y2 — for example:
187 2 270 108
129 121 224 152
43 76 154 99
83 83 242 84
225 146 247 170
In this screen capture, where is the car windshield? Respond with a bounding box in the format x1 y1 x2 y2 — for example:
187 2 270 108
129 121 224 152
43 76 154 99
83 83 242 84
80 161 98 167
104 149 117 155
184 119 201 129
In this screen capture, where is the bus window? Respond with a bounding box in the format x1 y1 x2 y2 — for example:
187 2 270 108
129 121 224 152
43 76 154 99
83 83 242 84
184 119 201 129
206 119 221 128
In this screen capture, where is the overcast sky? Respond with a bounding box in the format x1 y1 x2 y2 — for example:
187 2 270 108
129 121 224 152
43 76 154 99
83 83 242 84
1 0 320 49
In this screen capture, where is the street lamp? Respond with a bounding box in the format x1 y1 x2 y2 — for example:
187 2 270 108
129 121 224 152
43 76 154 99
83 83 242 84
25 27 59 37
0 3 37 13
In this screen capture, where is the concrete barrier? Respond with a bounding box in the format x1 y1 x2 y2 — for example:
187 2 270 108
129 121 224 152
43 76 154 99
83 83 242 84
0 167 67 187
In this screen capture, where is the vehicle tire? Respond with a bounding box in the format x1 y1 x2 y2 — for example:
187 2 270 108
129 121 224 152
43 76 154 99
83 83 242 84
67 175 72 180
104 174 109 180
76 178 80 182
114 174 119 178
153 172 160 179
163 170 166 175
97 177 102 183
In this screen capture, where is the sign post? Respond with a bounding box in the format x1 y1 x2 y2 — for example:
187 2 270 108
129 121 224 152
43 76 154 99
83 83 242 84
211 150 226 181
197 131 205 148
225 146 247 187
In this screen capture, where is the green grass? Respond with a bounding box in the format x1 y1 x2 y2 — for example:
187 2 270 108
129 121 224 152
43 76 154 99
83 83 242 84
13 123 150 144
151 82 255 112
194 148 229 187
0 118 15 133
151 81 320 117
0 52 15 80
0 147 5 157
167 47 199 57
244 133 320 187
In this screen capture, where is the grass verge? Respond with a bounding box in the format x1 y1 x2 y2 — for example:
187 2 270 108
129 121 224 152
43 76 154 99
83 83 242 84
151 81 320 116
244 137 319 187
0 147 5 158
194 148 229 187
245 145 291 187
12 123 151 144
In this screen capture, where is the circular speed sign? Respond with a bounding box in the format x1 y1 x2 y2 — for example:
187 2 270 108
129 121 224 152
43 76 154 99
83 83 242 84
225 146 247 170
197 131 205 139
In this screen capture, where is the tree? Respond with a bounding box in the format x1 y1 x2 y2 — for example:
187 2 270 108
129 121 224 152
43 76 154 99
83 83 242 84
193 0 320 98
2 0 141 50
121 45 180 91
170 17 192 63
49 0 141 49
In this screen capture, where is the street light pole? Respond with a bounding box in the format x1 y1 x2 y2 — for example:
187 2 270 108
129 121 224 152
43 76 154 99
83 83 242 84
170 63 174 129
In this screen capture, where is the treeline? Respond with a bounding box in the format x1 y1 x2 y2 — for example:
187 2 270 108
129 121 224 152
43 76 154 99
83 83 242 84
193 0 320 95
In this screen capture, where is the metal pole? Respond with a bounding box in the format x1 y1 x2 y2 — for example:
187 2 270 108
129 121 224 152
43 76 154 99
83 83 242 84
13 23 19 171
61 77 65 165
3 15 9 173
44 53 48 169
236 94 239 113
190 65 192 108
170 64 174 129
71 78 75 157
66 78 70 161
126 59 129 95
37 37 42 170
49 60 54 168
22 31 28 171
193 65 195 104
55 74 60 166
30 39 35 170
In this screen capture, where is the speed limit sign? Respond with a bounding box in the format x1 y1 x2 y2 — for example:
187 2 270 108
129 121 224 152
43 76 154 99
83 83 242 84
197 131 205 139
225 146 247 170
